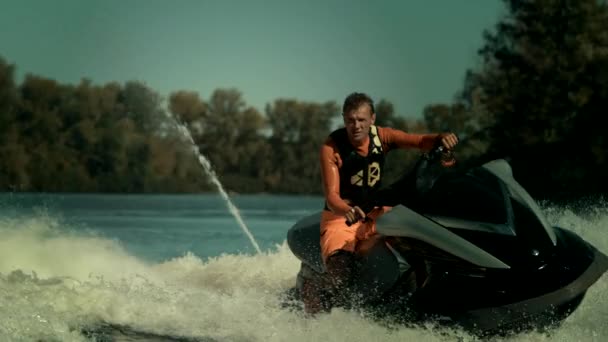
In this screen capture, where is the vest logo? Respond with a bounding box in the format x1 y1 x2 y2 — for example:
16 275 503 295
350 162 381 187
351 170 364 186
368 162 380 187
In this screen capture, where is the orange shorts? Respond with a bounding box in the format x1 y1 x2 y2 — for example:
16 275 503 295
319 206 392 264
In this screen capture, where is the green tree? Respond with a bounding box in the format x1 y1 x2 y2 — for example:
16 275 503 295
0 57 17 139
0 57 24 190
264 99 338 193
461 0 608 199
374 99 408 130
120 81 168 134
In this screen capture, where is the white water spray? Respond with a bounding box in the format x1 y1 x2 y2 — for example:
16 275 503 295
174 121 262 255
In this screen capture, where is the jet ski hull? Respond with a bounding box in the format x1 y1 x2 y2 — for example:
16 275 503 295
285 218 608 336
454 245 607 334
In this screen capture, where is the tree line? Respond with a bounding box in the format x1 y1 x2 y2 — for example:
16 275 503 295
1 0 607 202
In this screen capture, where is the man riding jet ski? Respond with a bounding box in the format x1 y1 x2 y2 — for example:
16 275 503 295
285 146 608 336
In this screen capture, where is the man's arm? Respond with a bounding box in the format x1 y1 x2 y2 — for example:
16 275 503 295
320 139 353 215
379 126 440 151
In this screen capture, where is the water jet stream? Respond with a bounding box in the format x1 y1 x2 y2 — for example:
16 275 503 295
174 121 262 255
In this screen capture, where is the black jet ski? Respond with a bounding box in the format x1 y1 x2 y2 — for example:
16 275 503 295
285 146 608 336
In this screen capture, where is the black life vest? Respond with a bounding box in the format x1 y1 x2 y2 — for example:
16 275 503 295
326 125 385 208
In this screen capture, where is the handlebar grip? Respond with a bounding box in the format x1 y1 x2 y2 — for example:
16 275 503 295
345 216 368 227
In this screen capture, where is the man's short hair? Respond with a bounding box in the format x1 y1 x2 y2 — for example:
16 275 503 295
342 92 375 115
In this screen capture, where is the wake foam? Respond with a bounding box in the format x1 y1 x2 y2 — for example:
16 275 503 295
0 203 606 341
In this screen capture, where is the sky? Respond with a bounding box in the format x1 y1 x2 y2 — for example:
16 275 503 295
0 0 505 118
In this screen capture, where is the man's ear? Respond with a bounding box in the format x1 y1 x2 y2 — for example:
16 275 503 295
371 113 376 124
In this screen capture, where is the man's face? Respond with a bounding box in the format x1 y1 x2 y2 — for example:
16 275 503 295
343 103 376 145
